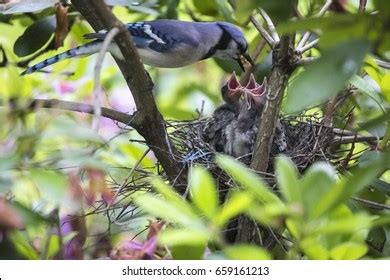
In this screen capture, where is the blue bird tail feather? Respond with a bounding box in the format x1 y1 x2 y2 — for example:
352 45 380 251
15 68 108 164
21 41 102 75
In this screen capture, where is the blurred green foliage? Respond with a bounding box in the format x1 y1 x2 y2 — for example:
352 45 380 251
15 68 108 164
0 0 390 260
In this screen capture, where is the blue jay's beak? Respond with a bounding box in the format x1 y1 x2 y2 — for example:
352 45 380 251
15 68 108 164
238 53 254 71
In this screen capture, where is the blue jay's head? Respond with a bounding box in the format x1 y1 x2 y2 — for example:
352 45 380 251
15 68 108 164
215 22 253 70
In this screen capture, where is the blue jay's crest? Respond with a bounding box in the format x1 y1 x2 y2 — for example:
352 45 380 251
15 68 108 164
21 19 252 75
216 22 248 52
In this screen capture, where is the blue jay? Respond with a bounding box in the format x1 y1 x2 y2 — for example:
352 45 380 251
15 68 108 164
21 19 253 75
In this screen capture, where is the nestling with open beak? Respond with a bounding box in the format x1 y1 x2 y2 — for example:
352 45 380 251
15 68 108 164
204 72 287 159
203 72 267 158
223 73 268 158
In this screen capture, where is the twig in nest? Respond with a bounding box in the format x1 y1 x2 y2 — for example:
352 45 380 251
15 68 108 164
105 147 151 215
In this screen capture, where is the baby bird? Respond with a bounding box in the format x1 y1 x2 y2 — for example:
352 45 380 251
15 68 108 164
223 74 267 158
204 72 287 159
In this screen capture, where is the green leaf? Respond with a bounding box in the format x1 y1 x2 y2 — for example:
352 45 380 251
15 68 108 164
371 179 390 196
192 0 218 16
300 237 329 260
14 16 56 57
43 116 105 144
301 162 336 218
216 154 283 206
215 191 253 226
223 244 271 260
350 75 385 112
278 14 378 48
171 244 206 260
215 0 234 22
150 177 197 219
284 39 371 114
312 214 373 235
29 169 67 206
8 231 40 260
158 228 209 246
45 235 60 259
359 109 390 131
374 0 390 16
10 201 50 226
380 73 390 103
367 227 387 253
275 156 302 203
311 160 384 219
330 242 368 260
189 166 218 219
235 0 295 24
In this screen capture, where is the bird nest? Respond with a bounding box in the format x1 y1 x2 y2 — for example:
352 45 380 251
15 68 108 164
168 113 336 182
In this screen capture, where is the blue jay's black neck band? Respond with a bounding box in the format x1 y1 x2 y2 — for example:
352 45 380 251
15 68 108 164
202 24 232 60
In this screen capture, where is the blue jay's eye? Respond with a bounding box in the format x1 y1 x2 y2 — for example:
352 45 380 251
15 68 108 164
237 41 248 54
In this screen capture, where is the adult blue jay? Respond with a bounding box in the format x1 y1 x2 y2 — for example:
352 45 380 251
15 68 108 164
21 19 253 75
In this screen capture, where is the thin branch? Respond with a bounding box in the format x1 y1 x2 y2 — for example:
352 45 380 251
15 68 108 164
352 197 390 210
296 0 332 50
93 27 119 131
294 56 318 66
332 128 356 136
331 135 380 146
374 58 390 69
108 148 150 221
28 98 138 127
296 32 310 50
250 15 275 48
318 0 333 16
259 8 280 43
358 0 367 13
296 38 319 54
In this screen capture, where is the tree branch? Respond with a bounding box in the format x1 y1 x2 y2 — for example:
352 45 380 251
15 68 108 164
250 15 275 48
29 98 139 127
235 36 296 244
251 35 295 172
70 0 185 188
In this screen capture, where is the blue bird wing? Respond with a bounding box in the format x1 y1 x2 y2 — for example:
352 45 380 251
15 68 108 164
84 21 193 53
83 31 153 49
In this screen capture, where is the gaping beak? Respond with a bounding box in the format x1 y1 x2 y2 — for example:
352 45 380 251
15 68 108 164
221 72 245 104
244 74 267 109
237 53 254 71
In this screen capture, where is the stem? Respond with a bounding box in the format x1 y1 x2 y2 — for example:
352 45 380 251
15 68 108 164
379 122 390 151
250 15 275 48
250 35 295 173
